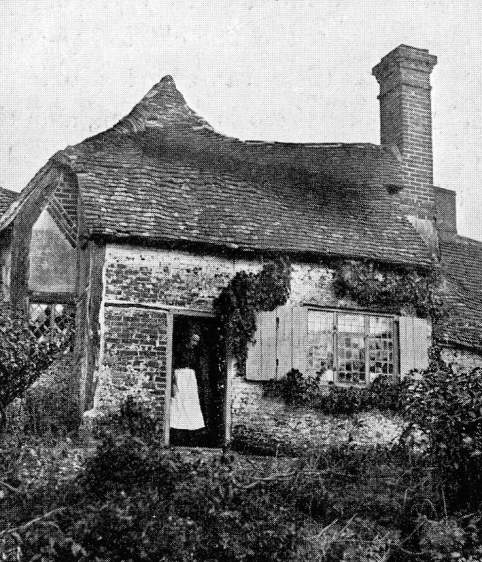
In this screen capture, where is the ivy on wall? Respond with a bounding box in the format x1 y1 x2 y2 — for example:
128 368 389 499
332 259 441 319
213 258 291 372
214 255 441 376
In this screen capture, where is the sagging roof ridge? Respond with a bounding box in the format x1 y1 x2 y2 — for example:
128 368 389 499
63 74 397 163
0 74 425 269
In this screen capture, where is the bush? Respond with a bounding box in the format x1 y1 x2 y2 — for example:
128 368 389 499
22 354 80 436
92 395 162 444
0 307 72 429
231 423 307 457
213 258 291 371
269 368 410 415
3 393 481 560
4 436 302 561
403 356 482 509
1 406 306 561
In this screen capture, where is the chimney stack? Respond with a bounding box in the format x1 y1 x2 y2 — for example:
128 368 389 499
373 45 437 221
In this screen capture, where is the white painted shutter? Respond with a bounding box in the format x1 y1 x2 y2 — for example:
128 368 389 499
291 306 308 374
246 310 277 380
399 316 432 377
246 306 309 380
276 305 293 379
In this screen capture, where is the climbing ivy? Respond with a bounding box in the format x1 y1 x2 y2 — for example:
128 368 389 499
214 256 441 375
213 258 291 372
332 260 441 319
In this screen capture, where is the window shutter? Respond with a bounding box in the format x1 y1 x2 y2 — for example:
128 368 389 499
276 305 293 379
245 310 277 380
291 306 308 374
245 314 262 380
399 316 432 377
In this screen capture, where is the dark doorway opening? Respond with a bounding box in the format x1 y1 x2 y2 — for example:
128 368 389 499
170 315 224 447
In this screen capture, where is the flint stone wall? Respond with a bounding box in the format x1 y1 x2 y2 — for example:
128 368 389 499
440 347 482 372
230 377 404 451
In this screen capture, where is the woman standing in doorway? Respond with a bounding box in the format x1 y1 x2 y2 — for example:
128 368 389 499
170 325 206 445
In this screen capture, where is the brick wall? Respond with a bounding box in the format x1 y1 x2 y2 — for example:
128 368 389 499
98 306 168 419
373 45 437 220
104 247 256 310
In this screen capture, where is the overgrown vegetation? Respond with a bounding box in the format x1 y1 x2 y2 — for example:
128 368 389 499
1 305 481 560
2 385 482 560
267 368 413 415
332 259 441 318
213 257 291 371
0 307 73 429
403 352 482 511
22 355 81 436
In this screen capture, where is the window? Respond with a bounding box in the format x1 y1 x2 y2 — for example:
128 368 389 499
29 303 75 343
246 306 429 383
307 310 395 384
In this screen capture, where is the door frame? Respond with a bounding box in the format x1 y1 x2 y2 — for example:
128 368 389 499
163 308 229 447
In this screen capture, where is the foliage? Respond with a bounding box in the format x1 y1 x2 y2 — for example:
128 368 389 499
213 257 291 371
332 259 441 318
92 394 163 445
416 515 467 561
22 354 80 436
1 425 303 560
2 413 482 560
402 352 482 510
268 368 412 415
231 424 308 458
0 307 73 428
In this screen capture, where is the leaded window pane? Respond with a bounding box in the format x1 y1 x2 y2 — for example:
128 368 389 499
368 316 394 377
337 334 366 383
29 302 75 343
307 311 334 374
305 310 395 385
336 313 366 383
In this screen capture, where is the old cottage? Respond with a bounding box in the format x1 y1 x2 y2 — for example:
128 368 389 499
1 44 481 447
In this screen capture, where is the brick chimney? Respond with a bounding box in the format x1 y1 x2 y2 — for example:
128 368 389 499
372 45 437 221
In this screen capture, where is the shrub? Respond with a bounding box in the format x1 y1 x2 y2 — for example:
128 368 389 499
3 431 303 561
93 395 162 444
22 354 80 436
332 259 440 318
231 423 307 457
269 368 410 415
0 307 72 429
402 357 482 509
416 515 466 560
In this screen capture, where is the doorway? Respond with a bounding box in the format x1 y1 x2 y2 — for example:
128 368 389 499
169 314 225 447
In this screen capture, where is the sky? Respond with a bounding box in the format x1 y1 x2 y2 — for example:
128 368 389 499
1 0 481 240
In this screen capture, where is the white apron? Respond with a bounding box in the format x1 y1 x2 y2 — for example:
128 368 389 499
170 368 205 430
